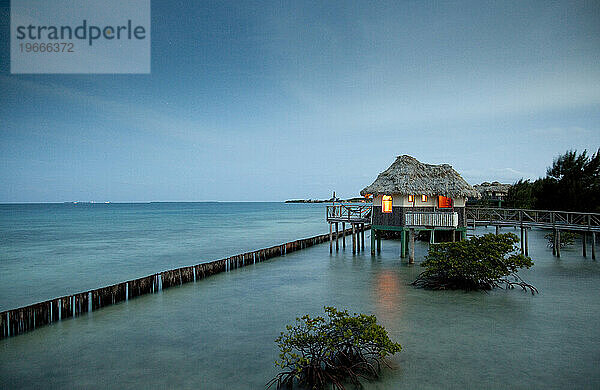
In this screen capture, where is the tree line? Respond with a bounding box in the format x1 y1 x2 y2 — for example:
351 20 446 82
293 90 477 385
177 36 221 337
505 149 600 212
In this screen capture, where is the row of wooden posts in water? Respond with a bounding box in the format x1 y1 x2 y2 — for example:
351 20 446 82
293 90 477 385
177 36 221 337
329 222 368 254
0 228 361 340
492 224 597 260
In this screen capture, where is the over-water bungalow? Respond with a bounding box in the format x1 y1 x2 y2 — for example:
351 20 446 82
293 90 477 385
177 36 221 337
360 155 480 262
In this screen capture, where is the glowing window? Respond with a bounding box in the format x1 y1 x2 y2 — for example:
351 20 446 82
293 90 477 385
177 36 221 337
438 196 452 208
407 195 414 202
382 195 392 213
421 195 428 202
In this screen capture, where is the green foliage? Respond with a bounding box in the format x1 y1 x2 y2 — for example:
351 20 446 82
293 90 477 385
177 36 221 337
505 179 537 209
506 149 600 212
412 233 537 294
267 307 401 390
544 231 576 248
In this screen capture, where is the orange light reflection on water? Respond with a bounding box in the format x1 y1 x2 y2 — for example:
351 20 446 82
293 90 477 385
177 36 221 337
374 269 404 323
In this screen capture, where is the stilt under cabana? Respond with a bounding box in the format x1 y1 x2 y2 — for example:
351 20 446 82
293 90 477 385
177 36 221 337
409 229 415 264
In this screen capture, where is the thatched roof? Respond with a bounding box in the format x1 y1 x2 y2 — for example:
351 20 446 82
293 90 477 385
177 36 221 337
360 155 480 198
474 182 511 195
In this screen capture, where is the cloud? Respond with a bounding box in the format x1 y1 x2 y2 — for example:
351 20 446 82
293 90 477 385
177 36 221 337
0 76 223 146
529 127 592 137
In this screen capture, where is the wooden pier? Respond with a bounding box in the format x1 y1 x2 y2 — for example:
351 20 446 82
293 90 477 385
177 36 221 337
326 204 372 254
326 204 599 260
466 207 600 259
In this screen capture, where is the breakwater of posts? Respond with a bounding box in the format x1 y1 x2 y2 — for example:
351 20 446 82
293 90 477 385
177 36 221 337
0 226 369 339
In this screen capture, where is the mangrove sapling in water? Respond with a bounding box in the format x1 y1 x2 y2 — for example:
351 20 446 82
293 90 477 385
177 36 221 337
544 231 576 248
412 233 538 294
266 307 401 390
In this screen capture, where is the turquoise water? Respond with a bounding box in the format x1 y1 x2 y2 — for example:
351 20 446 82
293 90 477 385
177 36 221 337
1 205 599 389
0 202 327 311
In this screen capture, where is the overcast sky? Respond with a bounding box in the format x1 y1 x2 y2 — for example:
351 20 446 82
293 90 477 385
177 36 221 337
1 0 599 202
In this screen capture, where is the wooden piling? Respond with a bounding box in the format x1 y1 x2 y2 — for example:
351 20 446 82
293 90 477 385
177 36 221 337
552 229 557 256
592 232 596 260
495 225 499 235
329 223 333 254
401 229 406 258
335 222 339 251
520 226 524 253
409 229 415 264
524 228 529 257
361 224 365 251
582 232 587 257
352 224 356 254
0 226 373 340
371 229 376 255
556 230 561 258
376 232 381 254
342 222 346 249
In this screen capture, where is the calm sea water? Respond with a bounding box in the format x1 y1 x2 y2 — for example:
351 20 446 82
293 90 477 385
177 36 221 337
1 204 599 389
0 202 327 311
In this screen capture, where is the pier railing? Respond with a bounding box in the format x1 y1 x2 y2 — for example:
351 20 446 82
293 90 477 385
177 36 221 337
466 207 600 232
326 203 372 223
405 211 458 228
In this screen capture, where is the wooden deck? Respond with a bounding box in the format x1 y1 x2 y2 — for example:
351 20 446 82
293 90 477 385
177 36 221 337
326 204 372 223
325 204 372 254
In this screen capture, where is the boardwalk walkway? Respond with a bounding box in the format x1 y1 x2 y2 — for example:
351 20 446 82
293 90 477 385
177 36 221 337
466 207 599 258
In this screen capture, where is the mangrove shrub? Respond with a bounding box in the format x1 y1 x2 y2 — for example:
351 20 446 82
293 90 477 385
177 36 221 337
267 307 401 390
544 231 576 248
412 233 537 294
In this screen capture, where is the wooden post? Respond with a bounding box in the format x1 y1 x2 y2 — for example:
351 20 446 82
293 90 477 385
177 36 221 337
356 225 360 253
430 229 435 245
520 226 524 253
335 222 339 252
361 224 365 251
342 222 346 249
582 232 587 257
592 232 596 260
552 229 557 256
524 228 529 257
409 229 415 264
495 225 500 235
376 232 381 254
329 223 332 254
371 229 376 255
556 230 561 258
352 224 356 254
452 230 456 242
401 229 406 258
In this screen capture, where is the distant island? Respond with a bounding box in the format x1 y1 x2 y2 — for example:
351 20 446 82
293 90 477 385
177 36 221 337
285 197 370 203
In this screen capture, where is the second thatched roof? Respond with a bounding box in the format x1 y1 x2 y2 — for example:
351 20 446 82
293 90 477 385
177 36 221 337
360 155 480 199
473 182 512 195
